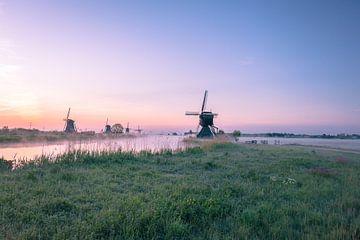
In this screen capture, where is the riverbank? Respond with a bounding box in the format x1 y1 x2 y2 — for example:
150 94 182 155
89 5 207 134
1 143 359 239
0 128 138 145
236 136 360 152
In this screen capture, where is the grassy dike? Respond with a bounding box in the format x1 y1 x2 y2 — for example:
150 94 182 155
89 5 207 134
1 143 360 239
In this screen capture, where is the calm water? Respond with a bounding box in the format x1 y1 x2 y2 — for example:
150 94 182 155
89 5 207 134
2 135 359 162
238 137 360 151
0 135 187 161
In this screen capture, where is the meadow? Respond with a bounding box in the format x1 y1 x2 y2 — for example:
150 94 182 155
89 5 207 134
0 128 103 144
0 142 359 239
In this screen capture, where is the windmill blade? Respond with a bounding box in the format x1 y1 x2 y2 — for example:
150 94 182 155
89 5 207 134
63 108 71 131
185 111 200 115
213 113 219 117
106 118 109 125
201 90 208 112
66 108 71 121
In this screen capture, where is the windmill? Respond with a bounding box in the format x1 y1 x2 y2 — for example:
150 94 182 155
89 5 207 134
185 90 218 138
63 108 77 133
134 125 143 134
124 122 142 134
104 118 111 133
125 122 130 134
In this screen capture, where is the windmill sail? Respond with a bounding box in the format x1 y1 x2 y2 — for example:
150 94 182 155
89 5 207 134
185 111 200 115
201 90 208 112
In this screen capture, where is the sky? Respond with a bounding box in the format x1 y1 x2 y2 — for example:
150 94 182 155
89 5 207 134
0 0 359 134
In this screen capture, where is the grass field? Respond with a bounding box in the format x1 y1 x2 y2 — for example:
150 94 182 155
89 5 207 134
1 143 360 239
0 128 121 144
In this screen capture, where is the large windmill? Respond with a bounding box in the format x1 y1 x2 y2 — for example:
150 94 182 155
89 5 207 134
185 90 218 138
63 108 77 133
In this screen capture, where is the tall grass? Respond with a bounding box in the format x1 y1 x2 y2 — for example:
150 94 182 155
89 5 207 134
0 143 360 239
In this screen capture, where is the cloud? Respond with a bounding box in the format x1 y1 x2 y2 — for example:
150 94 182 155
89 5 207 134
0 39 23 60
239 59 255 66
0 104 11 112
0 79 41 116
0 63 22 77
0 63 41 117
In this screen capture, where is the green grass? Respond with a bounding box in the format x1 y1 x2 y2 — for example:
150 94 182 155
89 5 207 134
1 143 360 239
0 129 114 144
0 135 22 143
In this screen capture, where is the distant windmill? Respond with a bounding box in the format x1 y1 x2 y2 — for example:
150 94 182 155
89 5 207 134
104 118 111 133
134 125 143 134
63 107 77 133
185 90 218 138
124 123 142 134
125 122 130 134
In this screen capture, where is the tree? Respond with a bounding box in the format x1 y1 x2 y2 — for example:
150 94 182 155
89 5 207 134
232 130 241 137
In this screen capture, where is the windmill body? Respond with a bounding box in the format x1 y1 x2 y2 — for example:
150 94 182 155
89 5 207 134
185 90 218 138
125 122 130 134
64 119 76 133
63 108 77 133
104 125 111 133
197 112 215 137
104 118 111 133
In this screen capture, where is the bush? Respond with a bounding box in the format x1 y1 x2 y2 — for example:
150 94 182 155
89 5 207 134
232 130 241 137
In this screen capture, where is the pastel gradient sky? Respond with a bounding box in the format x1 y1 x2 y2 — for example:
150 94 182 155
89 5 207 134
0 0 359 134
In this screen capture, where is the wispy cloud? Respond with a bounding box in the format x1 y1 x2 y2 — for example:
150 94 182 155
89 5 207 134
239 58 255 66
0 63 22 77
0 104 11 112
0 62 41 116
0 79 41 116
0 39 23 60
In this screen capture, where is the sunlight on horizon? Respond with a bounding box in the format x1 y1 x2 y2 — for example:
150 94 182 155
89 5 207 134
0 1 359 134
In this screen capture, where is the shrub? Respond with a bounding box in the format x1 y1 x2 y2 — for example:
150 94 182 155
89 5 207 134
232 130 241 137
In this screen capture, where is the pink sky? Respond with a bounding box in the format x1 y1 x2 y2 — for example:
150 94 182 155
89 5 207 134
0 1 359 134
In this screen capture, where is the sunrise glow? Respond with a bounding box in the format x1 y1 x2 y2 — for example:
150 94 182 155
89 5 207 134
1 1 359 134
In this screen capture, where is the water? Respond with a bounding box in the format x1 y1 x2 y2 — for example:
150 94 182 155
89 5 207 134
2 135 359 163
237 137 360 151
0 135 187 161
